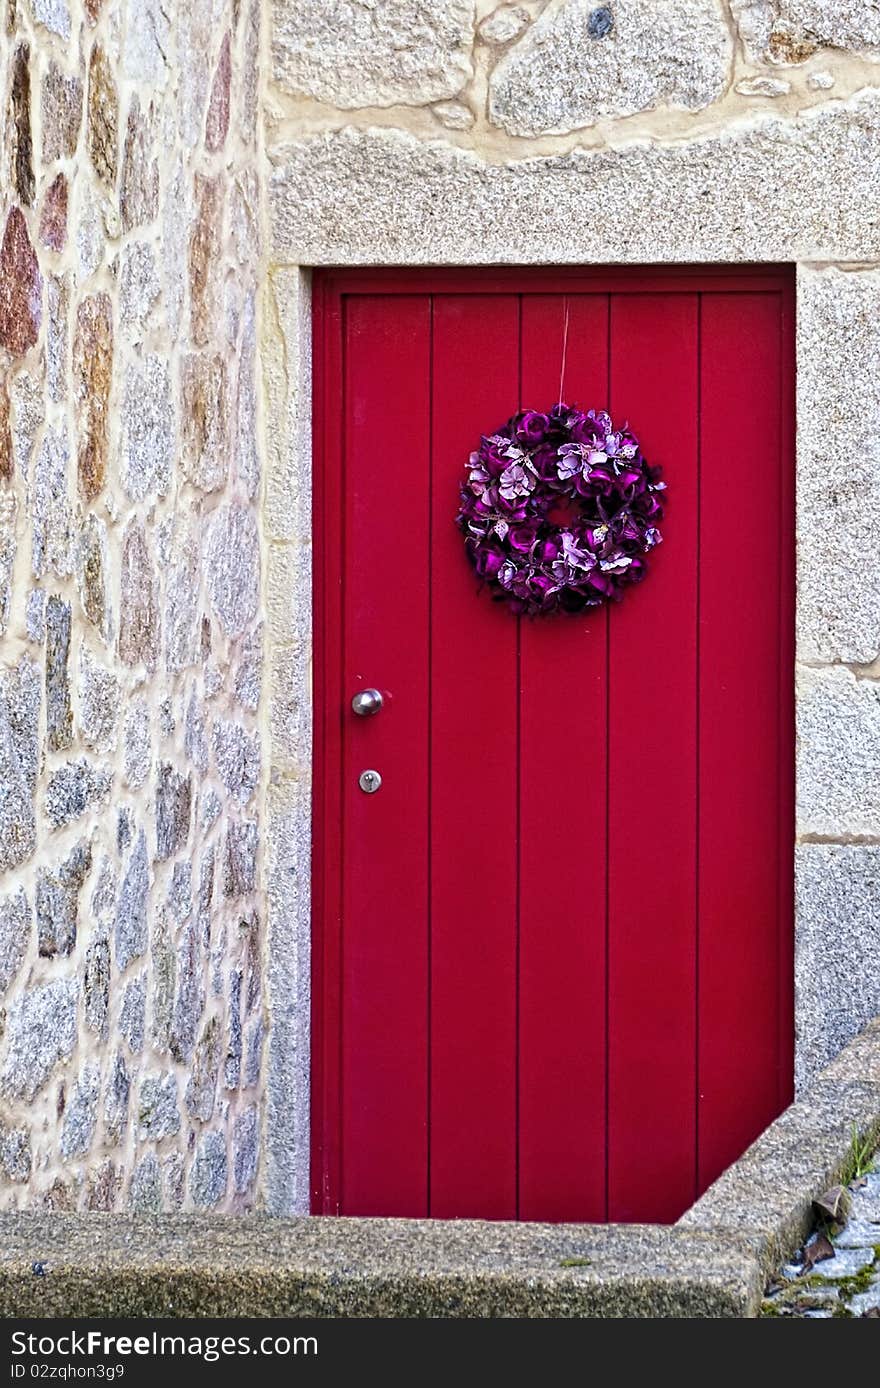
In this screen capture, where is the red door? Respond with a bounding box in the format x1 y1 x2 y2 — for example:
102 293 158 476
312 267 794 1223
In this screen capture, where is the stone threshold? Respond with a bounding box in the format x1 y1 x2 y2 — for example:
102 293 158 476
2 1018 878 1319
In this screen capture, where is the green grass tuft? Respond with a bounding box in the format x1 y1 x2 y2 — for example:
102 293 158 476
840 1125 877 1185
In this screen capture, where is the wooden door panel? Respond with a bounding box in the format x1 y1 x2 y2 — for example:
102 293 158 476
340 295 432 1215
312 267 795 1224
518 294 610 1222
697 291 794 1191
429 295 520 1219
606 292 700 1222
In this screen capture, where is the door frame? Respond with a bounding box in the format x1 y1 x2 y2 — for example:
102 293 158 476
309 263 796 1216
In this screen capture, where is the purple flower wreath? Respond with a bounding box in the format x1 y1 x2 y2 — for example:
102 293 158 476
456 404 666 616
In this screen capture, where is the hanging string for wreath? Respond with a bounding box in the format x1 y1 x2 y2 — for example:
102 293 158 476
455 404 666 617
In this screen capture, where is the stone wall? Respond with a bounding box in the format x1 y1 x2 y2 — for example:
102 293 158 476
268 0 880 156
0 0 265 1211
265 0 880 1211
3 0 878 1216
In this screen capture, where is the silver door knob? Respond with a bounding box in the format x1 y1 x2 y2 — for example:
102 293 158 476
358 769 382 794
351 688 383 717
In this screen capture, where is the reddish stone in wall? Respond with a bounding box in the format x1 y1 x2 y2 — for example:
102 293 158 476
205 32 231 153
85 1161 122 1211
0 209 42 358
42 62 83 164
119 518 160 673
39 173 68 252
120 96 159 233
73 293 113 501
189 174 223 349
0 377 12 482
181 352 229 492
241 0 259 145
8 43 34 207
87 43 118 187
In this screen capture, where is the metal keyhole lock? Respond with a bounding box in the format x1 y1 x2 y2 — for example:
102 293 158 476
352 690 383 792
352 689 383 793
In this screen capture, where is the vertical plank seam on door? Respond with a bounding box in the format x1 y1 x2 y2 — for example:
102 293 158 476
427 294 434 1217
694 292 702 1201
775 287 786 1110
604 291 612 1222
783 277 795 1105
338 290 349 1213
311 274 325 1212
774 288 781 1106
323 277 334 1212
310 275 319 1211
515 293 523 1220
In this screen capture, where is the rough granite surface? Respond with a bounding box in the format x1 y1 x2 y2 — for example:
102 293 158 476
0 0 265 1214
0 1215 762 1317
263 0 880 1217
795 849 880 1089
1 0 879 1228
796 266 880 664
489 0 733 136
0 1016 878 1316
733 0 880 64
270 98 880 266
797 667 880 835
271 0 475 108
680 1020 880 1276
